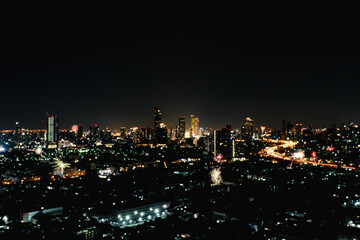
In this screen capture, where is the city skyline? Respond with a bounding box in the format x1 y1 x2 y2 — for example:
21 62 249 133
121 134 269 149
3 16 360 239
1 109 359 131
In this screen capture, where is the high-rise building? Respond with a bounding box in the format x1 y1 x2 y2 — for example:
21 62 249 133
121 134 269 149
78 124 83 139
214 124 232 161
154 107 167 144
89 124 99 142
287 121 294 134
242 117 254 139
190 115 199 137
100 127 112 143
119 127 127 140
47 115 59 148
295 123 302 140
146 127 154 142
154 107 162 129
157 123 168 144
178 116 185 140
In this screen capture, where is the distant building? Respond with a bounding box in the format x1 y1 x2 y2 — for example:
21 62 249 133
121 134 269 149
146 127 154 142
242 117 253 139
47 115 58 148
214 125 232 161
178 116 185 140
295 123 302 140
190 115 199 137
89 124 99 142
77 124 83 139
100 128 112 143
157 123 168 145
154 107 162 129
21 206 63 223
154 107 167 144
119 127 127 140
75 226 99 240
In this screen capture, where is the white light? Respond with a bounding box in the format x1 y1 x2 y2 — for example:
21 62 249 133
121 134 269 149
154 208 159 213
210 167 222 185
140 212 144 216
147 215 152 219
138 217 143 222
293 151 305 159
0 146 5 152
35 147 42 155
126 215 130 220
134 211 138 215
150 208 153 211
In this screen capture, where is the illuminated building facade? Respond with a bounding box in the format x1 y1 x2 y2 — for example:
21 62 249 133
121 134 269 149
178 116 185 140
157 123 168 144
154 107 161 129
47 115 59 148
154 107 167 144
89 124 99 142
190 115 199 137
214 124 232 161
242 117 253 139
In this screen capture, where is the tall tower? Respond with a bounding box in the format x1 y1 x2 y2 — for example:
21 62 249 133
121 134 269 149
78 124 83 139
154 107 164 144
216 124 232 161
89 124 99 142
154 107 162 129
242 117 253 139
190 115 199 137
178 116 185 140
194 117 199 136
47 115 59 148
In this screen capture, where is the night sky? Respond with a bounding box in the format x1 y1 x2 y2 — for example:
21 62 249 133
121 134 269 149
1 20 360 130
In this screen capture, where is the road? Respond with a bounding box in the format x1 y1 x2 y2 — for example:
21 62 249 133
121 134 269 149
260 138 355 170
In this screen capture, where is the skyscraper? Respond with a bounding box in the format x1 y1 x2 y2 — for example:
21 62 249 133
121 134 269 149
214 124 232 161
242 117 254 139
77 124 83 139
154 107 166 144
47 115 59 148
154 107 162 129
157 123 168 144
89 124 99 142
178 116 185 140
190 115 199 137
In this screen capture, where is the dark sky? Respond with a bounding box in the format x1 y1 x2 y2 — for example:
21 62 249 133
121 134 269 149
1 19 360 130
